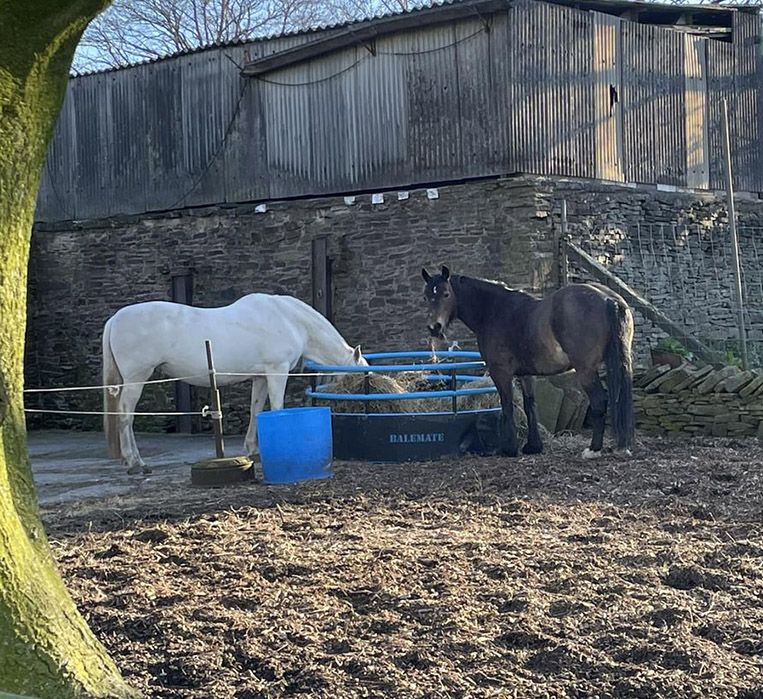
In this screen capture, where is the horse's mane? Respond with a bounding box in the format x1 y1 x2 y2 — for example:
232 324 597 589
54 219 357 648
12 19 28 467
275 295 352 348
455 274 535 300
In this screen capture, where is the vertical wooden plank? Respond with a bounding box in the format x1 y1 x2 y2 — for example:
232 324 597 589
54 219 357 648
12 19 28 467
684 35 709 189
312 237 330 320
172 274 194 434
593 12 624 181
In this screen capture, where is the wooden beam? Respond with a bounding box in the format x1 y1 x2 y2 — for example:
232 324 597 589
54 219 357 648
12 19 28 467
565 241 719 363
242 0 510 77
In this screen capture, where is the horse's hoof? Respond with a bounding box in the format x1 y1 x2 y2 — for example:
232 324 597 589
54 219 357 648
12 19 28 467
581 448 602 460
522 442 543 455
126 465 143 475
142 465 153 474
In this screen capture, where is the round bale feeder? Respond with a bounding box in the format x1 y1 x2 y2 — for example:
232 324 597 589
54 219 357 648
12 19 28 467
305 351 501 462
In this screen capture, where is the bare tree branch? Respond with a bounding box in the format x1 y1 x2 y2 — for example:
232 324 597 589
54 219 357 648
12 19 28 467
76 0 757 74
72 0 438 72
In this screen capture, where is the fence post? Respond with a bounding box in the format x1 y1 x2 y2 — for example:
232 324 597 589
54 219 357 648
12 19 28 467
721 98 749 371
559 199 569 287
204 340 225 458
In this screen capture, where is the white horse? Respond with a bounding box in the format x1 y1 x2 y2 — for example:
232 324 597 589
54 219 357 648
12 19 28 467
102 293 367 474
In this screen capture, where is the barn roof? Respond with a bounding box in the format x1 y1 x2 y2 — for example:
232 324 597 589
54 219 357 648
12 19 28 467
73 0 750 78
242 0 743 77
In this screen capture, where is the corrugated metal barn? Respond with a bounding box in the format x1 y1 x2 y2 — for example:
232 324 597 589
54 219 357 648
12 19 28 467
35 0 762 223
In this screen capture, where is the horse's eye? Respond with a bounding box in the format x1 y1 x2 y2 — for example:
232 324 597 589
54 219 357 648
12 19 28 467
443 292 451 298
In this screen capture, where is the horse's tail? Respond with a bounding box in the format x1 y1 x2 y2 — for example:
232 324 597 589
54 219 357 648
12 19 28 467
604 298 635 450
102 318 122 459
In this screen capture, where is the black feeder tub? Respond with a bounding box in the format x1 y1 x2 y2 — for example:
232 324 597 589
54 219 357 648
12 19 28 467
304 351 501 462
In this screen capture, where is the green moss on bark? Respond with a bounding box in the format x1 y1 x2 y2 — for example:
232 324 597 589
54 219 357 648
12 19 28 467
0 2 139 697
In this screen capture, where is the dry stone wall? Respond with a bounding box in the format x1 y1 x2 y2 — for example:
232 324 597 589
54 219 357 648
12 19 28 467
634 363 763 438
544 179 763 366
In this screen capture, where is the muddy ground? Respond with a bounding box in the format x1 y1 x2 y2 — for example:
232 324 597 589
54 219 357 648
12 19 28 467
42 434 763 698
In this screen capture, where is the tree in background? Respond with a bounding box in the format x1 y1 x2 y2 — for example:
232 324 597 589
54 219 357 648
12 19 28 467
0 1 137 697
73 0 420 72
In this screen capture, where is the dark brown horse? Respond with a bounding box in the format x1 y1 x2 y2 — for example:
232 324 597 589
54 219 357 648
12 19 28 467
421 266 635 458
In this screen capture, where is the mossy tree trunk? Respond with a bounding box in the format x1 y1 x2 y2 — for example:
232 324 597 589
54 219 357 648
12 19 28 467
0 2 137 697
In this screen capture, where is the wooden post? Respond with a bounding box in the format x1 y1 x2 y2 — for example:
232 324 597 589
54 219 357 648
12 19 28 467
312 237 331 320
450 368 458 414
721 98 749 371
560 199 569 287
205 340 225 458
172 272 194 434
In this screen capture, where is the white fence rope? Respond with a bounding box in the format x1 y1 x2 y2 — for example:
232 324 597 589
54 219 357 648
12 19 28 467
24 408 208 416
23 370 342 394
23 375 204 393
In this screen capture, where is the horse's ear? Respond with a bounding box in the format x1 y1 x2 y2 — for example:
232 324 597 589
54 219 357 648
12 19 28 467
422 268 432 283
441 265 450 281
353 345 362 362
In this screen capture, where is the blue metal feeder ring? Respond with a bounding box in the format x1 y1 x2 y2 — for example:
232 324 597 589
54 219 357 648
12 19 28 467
303 351 501 462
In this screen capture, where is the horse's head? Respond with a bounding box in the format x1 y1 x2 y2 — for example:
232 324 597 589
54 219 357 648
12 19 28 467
350 345 368 366
422 265 456 340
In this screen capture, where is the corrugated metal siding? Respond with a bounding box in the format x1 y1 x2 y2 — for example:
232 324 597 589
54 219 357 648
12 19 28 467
222 44 269 204
144 60 188 212
34 2 763 222
71 74 113 219
453 17 504 176
622 22 686 186
351 46 407 188
110 68 149 214
37 93 77 219
509 0 594 178
684 35 709 189
733 11 761 192
178 51 226 208
707 39 736 191
592 12 623 182
404 23 463 180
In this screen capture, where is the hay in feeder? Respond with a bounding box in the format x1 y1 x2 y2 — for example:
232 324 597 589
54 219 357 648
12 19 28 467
396 371 449 393
315 372 427 413
459 375 501 411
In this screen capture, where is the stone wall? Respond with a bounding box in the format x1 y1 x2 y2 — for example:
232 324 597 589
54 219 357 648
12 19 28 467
634 364 763 438
26 178 555 431
26 173 763 435
542 178 763 366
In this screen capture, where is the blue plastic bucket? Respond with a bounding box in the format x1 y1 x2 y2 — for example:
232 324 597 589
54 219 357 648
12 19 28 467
257 407 333 484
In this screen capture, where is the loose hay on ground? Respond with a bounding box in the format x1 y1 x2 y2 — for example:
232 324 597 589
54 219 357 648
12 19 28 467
44 435 763 699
